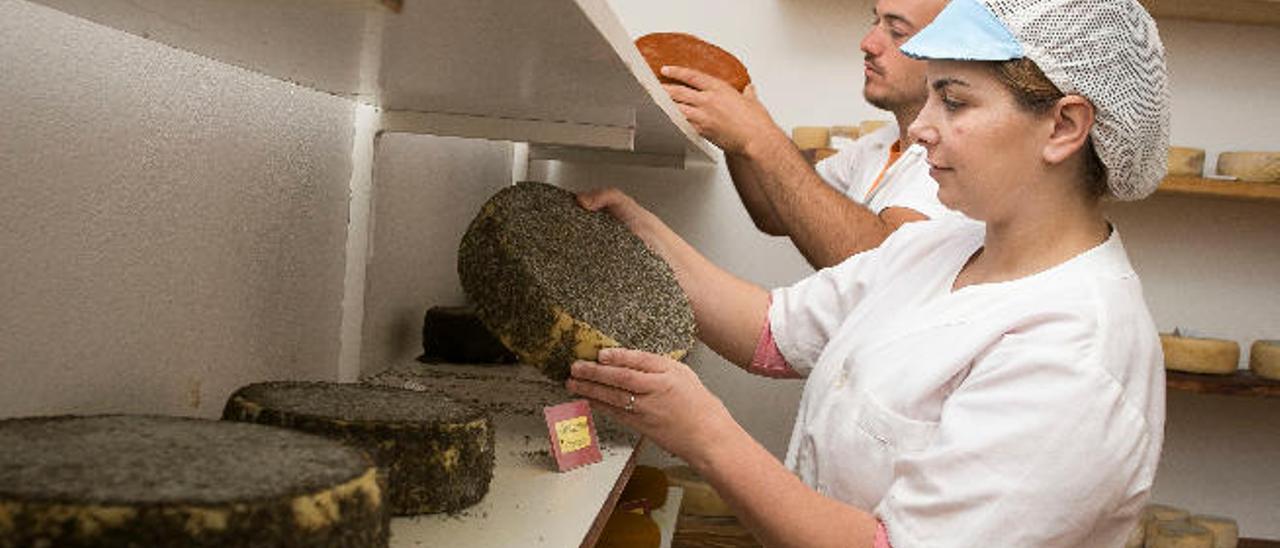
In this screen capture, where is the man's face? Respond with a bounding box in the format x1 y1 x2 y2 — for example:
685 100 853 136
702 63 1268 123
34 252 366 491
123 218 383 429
860 0 947 113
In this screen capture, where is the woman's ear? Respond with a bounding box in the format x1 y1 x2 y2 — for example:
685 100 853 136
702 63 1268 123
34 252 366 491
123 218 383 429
1043 95 1095 165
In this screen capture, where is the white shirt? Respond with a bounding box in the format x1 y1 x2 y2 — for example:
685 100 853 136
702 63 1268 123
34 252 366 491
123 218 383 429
814 123 953 220
769 217 1165 547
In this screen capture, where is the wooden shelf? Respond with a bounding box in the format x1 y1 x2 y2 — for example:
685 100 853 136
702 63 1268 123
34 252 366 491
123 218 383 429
1155 176 1280 203
30 0 715 166
1167 369 1280 398
1141 0 1280 27
1241 539 1280 548
364 362 643 548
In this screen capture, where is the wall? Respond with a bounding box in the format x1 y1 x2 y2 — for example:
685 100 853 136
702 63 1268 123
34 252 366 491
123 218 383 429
358 134 513 375
552 0 1280 538
0 0 356 417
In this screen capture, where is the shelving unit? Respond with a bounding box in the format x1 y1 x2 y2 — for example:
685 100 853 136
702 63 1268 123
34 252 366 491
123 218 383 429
1156 176 1280 203
29 0 716 167
1142 0 1280 27
1167 370 1280 398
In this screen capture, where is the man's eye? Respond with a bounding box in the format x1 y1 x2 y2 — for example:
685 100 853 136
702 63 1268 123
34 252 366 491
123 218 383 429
888 28 907 41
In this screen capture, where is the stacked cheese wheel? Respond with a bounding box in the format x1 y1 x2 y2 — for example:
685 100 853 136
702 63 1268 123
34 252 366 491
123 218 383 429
1161 334 1240 375
0 415 388 547
1250 340 1280 381
223 381 495 515
1130 503 1239 548
458 182 696 380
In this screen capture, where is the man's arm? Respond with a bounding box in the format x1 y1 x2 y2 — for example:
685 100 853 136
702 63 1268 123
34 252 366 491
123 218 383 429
661 66 926 268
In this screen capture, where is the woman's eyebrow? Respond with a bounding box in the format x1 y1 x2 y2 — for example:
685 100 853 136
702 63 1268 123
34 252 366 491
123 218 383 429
931 77 969 92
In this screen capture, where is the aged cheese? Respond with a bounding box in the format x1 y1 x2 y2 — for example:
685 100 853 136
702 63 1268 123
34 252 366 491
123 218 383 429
0 415 387 547
596 512 660 548
635 33 751 92
223 381 494 515
1168 147 1206 177
830 126 861 150
1190 515 1239 548
1161 334 1240 375
1124 521 1145 548
1249 340 1280 381
1145 503 1192 540
792 126 830 150
664 465 734 517
1216 151 1280 183
1149 520 1214 548
619 465 669 511
860 120 891 136
458 182 696 380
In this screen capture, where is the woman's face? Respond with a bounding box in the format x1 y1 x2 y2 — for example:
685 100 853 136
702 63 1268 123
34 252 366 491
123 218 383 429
908 60 1050 222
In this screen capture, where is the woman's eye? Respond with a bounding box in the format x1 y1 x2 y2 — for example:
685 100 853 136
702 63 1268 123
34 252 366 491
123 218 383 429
941 96 964 111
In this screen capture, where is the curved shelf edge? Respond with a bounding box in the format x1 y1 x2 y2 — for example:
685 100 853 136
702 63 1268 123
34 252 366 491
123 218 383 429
1154 176 1280 203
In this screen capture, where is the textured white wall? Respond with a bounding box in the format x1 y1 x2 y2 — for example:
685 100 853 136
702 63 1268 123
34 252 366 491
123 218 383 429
359 134 513 375
0 0 356 417
559 0 1280 538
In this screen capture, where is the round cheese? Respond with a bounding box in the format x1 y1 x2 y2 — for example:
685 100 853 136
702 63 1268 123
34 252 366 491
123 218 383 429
619 465 669 511
791 126 830 150
223 381 494 515
0 415 387 547
1124 521 1145 548
1190 515 1238 548
1249 340 1280 381
1216 151 1280 183
860 120 891 136
458 182 695 381
830 125 861 149
1144 503 1193 540
1167 147 1206 177
1149 520 1214 548
1161 334 1240 375
664 465 733 517
635 33 751 92
596 511 660 548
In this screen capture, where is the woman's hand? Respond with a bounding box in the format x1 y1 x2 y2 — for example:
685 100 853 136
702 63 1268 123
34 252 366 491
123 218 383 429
661 67 783 156
566 347 738 464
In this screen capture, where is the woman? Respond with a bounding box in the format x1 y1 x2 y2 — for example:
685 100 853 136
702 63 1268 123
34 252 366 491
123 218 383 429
568 0 1169 545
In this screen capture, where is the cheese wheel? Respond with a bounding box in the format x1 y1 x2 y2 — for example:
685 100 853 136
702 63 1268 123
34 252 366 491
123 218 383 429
792 126 830 149
1125 521 1145 548
619 465 669 511
860 120 891 136
664 465 734 517
1149 520 1214 548
0 415 388 547
1167 147 1206 177
458 182 695 380
1216 151 1280 183
1144 504 1192 540
223 381 494 515
831 125 860 142
1249 340 1280 381
635 33 751 92
1161 334 1240 375
1190 515 1238 548
596 511 660 548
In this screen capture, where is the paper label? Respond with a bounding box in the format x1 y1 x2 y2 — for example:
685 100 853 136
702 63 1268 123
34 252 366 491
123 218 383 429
555 416 591 453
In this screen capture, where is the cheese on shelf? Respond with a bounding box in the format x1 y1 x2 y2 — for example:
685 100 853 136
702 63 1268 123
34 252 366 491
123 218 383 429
1216 151 1280 183
1161 334 1240 375
1190 515 1239 548
1149 520 1214 548
223 381 494 515
791 126 831 150
0 415 388 547
458 182 695 380
1168 147 1206 177
1249 340 1280 381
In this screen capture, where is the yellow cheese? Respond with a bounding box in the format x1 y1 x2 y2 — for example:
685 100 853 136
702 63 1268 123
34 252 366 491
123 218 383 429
1216 151 1280 183
1190 515 1238 548
1124 520 1145 548
1144 504 1192 540
663 466 733 517
791 126 830 149
1167 147 1206 177
1249 340 1280 381
1149 520 1214 548
1161 335 1240 375
860 120 891 136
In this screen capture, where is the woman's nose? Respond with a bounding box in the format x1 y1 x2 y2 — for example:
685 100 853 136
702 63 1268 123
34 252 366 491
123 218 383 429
907 113 937 147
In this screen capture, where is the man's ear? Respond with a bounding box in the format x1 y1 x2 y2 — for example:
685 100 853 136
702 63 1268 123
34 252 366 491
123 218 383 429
1043 95 1095 166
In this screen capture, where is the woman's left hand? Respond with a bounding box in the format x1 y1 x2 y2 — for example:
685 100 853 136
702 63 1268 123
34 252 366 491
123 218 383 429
566 347 738 463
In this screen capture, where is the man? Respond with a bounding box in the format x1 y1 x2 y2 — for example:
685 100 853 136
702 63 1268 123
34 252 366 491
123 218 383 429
660 0 952 269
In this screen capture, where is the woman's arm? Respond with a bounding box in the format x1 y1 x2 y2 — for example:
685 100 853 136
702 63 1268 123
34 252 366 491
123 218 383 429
577 188 768 368
566 348 879 548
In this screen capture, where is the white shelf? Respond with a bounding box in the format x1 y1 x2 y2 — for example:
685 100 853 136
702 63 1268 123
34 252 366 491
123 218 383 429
365 361 642 548
31 0 716 167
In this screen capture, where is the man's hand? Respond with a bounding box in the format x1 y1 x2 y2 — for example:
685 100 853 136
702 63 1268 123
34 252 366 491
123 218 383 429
661 66 784 156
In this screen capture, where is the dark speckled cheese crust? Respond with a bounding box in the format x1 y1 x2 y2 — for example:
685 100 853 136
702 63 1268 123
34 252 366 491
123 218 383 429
0 415 388 548
457 182 696 380
222 382 494 516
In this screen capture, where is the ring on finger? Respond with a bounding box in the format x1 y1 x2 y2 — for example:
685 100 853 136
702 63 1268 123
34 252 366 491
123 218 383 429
624 393 637 413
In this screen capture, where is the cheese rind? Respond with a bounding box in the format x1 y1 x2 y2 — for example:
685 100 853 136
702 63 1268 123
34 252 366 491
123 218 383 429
1161 335 1240 375
791 126 830 150
1190 515 1238 548
1168 147 1206 177
1150 520 1214 548
1249 340 1280 381
1216 151 1280 183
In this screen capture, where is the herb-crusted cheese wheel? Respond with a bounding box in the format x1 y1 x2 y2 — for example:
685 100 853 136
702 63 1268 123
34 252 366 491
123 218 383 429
1150 520 1214 548
0 415 388 548
1168 147 1206 177
458 182 696 380
223 382 494 515
1161 334 1240 375
1249 340 1280 381
1190 515 1239 548
635 33 751 92
1216 151 1280 183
